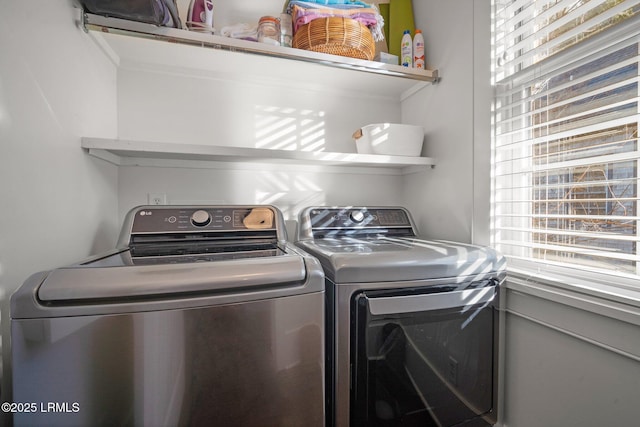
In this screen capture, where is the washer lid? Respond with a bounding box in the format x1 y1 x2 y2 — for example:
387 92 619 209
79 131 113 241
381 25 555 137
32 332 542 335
36 255 307 303
296 237 506 283
11 244 326 319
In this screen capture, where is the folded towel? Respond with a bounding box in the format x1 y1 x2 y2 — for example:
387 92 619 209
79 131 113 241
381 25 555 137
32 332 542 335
220 23 258 41
287 0 370 9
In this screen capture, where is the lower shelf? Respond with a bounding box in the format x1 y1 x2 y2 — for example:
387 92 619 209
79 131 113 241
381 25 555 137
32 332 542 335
81 137 436 173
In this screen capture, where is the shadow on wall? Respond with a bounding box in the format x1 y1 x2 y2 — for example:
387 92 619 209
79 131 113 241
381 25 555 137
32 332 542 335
254 171 326 237
251 103 328 224
254 105 326 152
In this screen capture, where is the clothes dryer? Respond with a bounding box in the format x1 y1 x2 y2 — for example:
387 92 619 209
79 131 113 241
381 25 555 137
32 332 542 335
296 206 506 427
11 205 325 427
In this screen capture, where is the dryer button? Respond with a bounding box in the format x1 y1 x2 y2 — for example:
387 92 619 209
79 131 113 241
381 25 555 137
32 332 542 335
350 211 365 223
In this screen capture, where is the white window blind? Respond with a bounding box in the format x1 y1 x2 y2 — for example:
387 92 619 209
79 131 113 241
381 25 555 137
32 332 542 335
492 0 640 277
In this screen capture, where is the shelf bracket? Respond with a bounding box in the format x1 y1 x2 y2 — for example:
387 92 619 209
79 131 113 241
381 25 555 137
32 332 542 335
77 8 88 34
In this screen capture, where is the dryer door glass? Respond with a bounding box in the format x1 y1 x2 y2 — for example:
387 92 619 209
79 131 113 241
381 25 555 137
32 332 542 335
351 282 497 427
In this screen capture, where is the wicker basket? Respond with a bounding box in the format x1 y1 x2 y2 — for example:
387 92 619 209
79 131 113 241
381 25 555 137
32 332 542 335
292 17 375 61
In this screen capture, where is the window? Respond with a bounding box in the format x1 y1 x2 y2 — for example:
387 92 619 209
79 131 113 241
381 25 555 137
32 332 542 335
492 0 640 278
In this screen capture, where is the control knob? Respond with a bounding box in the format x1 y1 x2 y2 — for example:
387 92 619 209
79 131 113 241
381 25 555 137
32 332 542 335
350 210 365 223
190 210 211 227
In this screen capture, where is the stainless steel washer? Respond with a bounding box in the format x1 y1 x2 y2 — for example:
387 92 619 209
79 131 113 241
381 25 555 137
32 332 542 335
295 206 506 427
11 205 325 427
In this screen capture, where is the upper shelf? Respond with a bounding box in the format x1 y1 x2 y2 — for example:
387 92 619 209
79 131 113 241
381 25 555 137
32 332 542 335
81 137 436 173
81 13 439 100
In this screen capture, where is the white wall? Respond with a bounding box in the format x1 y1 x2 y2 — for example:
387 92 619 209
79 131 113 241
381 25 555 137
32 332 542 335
117 164 405 237
0 0 118 406
117 67 400 152
401 0 476 243
501 280 640 427
472 0 493 247
114 51 404 225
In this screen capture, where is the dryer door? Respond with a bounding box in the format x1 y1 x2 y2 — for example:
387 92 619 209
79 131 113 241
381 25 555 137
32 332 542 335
351 280 498 427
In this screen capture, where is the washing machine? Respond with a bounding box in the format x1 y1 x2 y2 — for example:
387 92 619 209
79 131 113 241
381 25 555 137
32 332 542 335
11 205 325 427
295 206 506 427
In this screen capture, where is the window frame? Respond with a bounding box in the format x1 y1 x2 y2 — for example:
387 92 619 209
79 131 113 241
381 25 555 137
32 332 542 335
491 2 640 303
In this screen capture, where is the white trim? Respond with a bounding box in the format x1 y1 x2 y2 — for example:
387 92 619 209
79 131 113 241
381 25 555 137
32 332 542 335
504 307 640 361
507 258 640 308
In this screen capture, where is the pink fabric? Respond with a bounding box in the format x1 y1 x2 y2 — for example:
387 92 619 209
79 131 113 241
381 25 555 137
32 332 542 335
292 5 379 33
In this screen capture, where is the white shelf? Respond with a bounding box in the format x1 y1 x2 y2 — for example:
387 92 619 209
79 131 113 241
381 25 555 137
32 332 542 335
82 13 439 101
81 137 436 172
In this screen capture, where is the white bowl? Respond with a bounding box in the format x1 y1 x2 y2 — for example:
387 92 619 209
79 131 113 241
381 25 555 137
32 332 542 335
353 123 424 156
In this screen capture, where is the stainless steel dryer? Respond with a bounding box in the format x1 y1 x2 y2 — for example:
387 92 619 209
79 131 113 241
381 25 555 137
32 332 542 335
295 206 506 427
11 205 325 427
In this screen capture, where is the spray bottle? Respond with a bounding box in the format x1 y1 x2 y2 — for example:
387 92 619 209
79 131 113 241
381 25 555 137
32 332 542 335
413 29 425 69
401 30 413 67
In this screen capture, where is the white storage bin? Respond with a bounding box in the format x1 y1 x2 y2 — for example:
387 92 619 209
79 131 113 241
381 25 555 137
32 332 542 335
353 123 424 156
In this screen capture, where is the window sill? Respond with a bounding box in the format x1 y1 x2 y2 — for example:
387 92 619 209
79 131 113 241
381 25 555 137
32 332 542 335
505 259 640 324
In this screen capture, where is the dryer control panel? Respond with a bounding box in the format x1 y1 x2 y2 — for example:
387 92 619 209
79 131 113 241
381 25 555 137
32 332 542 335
300 207 417 239
308 207 412 229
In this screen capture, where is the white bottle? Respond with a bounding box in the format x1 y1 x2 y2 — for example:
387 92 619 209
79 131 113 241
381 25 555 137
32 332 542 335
413 29 425 69
401 30 413 67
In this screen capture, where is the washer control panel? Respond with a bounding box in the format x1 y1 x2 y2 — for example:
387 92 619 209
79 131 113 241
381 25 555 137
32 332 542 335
130 206 276 233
